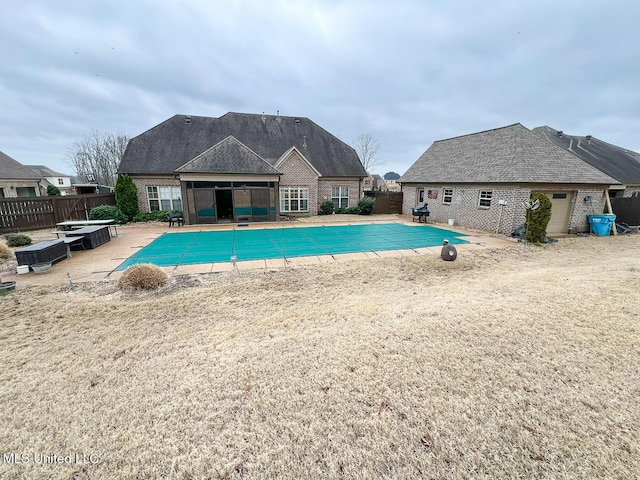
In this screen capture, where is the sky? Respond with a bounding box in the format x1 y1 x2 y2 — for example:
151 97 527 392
1 0 639 177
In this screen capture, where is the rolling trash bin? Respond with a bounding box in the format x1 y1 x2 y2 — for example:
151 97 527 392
587 214 616 236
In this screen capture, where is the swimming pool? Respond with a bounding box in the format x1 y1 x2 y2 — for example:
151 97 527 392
115 223 469 270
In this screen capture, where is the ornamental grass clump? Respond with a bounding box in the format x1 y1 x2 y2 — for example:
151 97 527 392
117 264 169 291
0 243 13 260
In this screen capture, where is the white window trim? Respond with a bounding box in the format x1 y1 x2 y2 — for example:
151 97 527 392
147 186 182 211
279 186 309 213
443 188 453 205
478 190 492 208
331 186 349 208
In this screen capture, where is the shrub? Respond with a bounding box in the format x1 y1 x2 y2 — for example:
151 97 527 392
319 201 334 215
357 196 375 215
335 207 347 214
5 234 32 247
132 211 169 222
115 173 139 219
0 243 13 259
89 205 128 224
345 206 360 214
526 193 553 243
117 263 169 290
47 184 61 196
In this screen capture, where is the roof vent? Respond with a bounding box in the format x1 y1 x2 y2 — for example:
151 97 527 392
184 115 192 124
556 130 563 137
295 118 300 124
261 112 266 123
585 135 592 144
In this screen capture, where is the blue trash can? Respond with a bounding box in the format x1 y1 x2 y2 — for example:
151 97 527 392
587 214 616 236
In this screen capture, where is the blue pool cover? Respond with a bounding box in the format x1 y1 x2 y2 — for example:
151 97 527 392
115 223 469 270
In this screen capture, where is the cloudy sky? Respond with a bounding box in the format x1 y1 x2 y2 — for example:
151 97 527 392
1 0 639 177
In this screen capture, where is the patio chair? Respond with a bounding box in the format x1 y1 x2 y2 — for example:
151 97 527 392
167 211 184 227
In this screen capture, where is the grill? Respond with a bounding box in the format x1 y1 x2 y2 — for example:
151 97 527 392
412 203 430 223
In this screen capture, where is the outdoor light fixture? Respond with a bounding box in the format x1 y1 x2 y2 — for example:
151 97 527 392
584 195 592 203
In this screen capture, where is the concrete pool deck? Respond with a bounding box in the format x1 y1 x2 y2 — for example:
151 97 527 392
2 216 517 286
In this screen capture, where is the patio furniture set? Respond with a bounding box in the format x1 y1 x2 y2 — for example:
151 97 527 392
14 220 116 274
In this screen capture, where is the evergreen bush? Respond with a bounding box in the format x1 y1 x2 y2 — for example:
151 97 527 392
319 201 334 215
526 193 552 243
89 205 128 224
132 211 169 222
5 234 32 247
357 196 375 215
46 184 61 196
115 173 139 219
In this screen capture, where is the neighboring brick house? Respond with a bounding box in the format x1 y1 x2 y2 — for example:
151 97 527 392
0 151 42 198
400 124 618 235
26 165 74 195
119 112 367 224
532 126 640 198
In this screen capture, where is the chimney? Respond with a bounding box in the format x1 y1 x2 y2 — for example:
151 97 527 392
556 130 563 137
586 135 592 145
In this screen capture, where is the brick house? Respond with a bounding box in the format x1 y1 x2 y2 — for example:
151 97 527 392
400 124 618 235
0 151 42 198
119 112 367 224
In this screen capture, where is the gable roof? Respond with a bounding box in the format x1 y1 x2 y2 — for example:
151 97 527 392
26 165 69 177
401 123 618 185
120 112 366 177
0 151 41 180
175 136 280 175
532 126 640 184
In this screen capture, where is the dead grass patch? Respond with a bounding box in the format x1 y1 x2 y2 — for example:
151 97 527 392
1 235 639 479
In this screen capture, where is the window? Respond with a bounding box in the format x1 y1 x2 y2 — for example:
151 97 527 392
147 186 182 211
57 178 64 185
478 190 492 208
552 193 567 199
280 187 309 212
443 188 453 204
418 189 425 203
331 186 349 208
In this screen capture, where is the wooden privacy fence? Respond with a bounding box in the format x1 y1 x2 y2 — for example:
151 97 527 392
364 191 403 214
0 194 116 234
611 196 640 225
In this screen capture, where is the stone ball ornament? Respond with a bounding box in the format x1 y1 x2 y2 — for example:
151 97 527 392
440 239 457 261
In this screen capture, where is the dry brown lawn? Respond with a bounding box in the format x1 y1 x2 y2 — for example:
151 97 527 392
1 233 639 479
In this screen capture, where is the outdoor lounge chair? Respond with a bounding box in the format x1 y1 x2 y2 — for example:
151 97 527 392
167 211 184 227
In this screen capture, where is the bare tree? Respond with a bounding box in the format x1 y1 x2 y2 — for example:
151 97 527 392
66 130 129 187
352 133 380 172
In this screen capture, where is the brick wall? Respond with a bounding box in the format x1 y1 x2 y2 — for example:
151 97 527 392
402 183 609 235
318 178 362 212
277 150 319 214
132 176 181 212
566 188 608 232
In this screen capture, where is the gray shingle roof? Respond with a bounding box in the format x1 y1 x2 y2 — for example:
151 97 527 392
175 136 281 175
0 151 41 180
119 112 366 177
400 124 618 185
25 165 68 177
532 126 640 184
